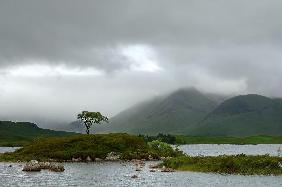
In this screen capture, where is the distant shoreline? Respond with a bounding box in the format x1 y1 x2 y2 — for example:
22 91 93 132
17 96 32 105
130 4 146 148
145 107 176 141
2 134 282 147
139 134 282 145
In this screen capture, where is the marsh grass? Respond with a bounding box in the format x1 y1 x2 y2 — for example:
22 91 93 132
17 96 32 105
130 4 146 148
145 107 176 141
161 154 282 175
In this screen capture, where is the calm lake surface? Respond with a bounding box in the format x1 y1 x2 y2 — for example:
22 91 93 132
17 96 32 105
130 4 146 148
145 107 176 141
0 144 281 187
179 144 282 157
0 147 21 153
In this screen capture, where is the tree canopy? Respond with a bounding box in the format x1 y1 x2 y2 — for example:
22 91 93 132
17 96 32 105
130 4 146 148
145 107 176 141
77 111 108 134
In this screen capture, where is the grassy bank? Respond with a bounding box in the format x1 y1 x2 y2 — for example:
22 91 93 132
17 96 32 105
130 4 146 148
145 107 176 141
0 121 76 146
175 135 282 144
0 138 33 147
161 154 282 175
0 133 182 162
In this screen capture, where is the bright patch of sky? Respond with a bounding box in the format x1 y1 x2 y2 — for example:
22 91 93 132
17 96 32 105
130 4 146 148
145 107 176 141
120 45 163 73
2 63 105 77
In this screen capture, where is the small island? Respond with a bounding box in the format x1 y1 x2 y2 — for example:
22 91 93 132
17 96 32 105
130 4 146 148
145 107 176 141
0 133 182 162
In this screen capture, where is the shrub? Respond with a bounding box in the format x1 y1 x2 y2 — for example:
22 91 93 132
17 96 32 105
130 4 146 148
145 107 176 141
148 140 183 157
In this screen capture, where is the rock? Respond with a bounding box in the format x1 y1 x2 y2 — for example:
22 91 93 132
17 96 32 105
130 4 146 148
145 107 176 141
86 156 92 162
72 157 82 162
105 152 120 161
139 161 145 166
22 161 41 172
148 155 153 160
279 162 282 168
131 159 141 163
131 175 138 178
22 165 41 172
22 161 65 172
30 160 39 164
132 159 145 166
149 164 159 169
161 168 175 172
160 157 166 161
48 163 65 172
39 162 51 169
95 158 103 162
150 169 156 172
8 165 12 167
135 167 142 171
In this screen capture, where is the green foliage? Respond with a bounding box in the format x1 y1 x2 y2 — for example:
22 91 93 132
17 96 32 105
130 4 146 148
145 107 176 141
148 140 183 157
161 154 282 175
77 111 108 134
138 133 176 144
0 133 181 162
0 121 75 146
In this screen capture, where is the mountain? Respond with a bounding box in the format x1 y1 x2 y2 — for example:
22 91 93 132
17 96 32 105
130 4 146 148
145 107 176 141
0 121 75 146
65 90 282 136
190 94 282 136
95 88 219 135
64 120 85 133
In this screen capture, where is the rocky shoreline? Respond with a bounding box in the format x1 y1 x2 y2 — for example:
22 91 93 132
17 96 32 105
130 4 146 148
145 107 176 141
18 155 175 173
36 151 169 163
22 160 65 172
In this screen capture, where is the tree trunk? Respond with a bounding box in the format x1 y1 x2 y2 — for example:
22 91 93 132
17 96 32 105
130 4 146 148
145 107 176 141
86 128 90 134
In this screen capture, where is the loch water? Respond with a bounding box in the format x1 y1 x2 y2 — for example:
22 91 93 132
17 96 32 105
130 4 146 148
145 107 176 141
0 145 281 187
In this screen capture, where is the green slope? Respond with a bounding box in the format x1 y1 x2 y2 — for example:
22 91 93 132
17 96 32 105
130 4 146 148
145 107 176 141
97 88 218 135
175 135 282 144
0 121 75 146
190 95 282 136
66 92 282 136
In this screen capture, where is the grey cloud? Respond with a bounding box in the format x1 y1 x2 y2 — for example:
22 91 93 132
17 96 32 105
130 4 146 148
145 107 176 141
1 0 282 69
158 45 282 97
0 0 282 124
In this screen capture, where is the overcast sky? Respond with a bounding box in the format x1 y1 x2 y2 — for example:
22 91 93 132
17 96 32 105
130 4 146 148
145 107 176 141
1 0 282 126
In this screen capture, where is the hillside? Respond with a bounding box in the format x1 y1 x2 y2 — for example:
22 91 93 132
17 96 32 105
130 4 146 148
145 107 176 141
190 94 282 136
0 121 75 146
94 88 219 135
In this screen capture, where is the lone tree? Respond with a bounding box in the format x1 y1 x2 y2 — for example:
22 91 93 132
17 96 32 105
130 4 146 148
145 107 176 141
77 111 109 134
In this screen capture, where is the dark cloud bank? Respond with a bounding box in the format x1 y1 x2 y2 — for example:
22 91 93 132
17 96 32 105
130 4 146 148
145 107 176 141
0 0 282 126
